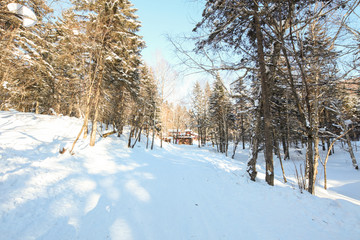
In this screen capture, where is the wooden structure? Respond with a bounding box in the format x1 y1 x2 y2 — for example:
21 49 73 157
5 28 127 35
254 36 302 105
165 129 196 145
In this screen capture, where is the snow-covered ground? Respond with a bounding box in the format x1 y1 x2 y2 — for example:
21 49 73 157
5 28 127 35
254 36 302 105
0 110 359 240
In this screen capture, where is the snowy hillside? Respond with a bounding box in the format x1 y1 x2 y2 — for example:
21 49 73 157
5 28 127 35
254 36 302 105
0 111 360 240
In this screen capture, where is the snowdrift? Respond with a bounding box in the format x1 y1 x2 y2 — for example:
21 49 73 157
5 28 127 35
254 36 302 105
0 110 359 240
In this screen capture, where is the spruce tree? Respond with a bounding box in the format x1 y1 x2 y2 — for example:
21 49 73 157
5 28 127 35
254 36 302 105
209 73 234 155
68 0 144 149
191 81 206 147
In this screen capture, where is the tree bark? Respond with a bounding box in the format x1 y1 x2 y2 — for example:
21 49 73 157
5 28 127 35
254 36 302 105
146 128 150 149
35 101 39 114
103 130 116 138
253 4 274 186
232 135 239 159
345 132 359 169
89 80 102 147
70 89 93 154
241 115 246 149
274 129 287 183
160 132 163 148
132 127 142 148
247 105 261 181
151 128 155 150
198 125 201 148
306 131 314 193
309 74 320 195
128 127 134 148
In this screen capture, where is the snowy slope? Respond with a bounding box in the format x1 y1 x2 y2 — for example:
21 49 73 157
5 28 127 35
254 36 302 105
0 111 360 240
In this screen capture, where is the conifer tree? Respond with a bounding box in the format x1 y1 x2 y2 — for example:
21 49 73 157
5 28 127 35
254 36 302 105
0 0 53 112
208 73 234 155
68 0 144 149
191 81 206 147
50 10 89 117
232 76 251 152
194 0 276 184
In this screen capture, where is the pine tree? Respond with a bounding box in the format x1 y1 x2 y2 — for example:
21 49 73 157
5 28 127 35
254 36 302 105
232 76 251 152
191 81 206 147
279 2 342 194
208 73 234 155
49 10 89 117
139 64 160 149
69 0 144 150
194 0 277 184
0 0 54 112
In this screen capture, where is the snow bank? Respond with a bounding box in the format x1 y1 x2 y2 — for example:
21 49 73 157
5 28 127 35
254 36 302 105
0 111 359 240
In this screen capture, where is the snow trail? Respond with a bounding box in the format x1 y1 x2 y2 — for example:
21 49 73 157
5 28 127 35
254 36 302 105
0 111 360 240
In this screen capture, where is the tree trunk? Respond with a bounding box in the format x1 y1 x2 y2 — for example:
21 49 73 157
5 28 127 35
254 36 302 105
128 127 134 148
345 132 358 169
282 135 289 160
312 132 320 194
70 92 92 154
103 130 116 138
247 106 261 181
146 128 149 149
117 125 123 137
308 77 320 195
35 101 39 114
274 129 287 183
232 135 239 159
215 133 219 152
282 98 290 160
89 111 99 146
160 132 163 148
204 127 208 146
89 70 103 146
198 126 201 148
253 4 273 185
241 115 246 149
151 129 155 150
138 127 142 142
90 120 98 147
285 93 291 160
322 138 326 151
69 123 86 154
224 119 229 157
306 132 314 193
132 127 142 148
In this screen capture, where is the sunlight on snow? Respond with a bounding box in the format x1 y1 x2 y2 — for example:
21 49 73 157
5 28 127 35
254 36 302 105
84 193 101 215
1 168 71 211
50 195 77 218
83 156 119 175
326 179 359 188
1 111 360 239
100 177 121 201
125 179 150 202
69 178 97 196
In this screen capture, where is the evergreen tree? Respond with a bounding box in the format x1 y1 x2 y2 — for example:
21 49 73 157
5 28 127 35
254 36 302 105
0 0 53 112
68 0 144 149
194 0 278 185
191 81 206 147
208 73 234 155
232 76 251 151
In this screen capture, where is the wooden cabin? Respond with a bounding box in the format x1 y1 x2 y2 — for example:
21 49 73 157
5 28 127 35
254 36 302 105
165 129 196 145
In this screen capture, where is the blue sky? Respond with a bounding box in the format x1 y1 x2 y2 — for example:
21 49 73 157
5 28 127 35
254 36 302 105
131 0 209 103
131 0 203 66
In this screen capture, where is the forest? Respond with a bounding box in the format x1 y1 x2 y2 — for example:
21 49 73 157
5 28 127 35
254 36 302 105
1 0 360 196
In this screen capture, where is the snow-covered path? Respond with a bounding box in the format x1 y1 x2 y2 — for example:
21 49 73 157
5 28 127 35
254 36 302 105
1 111 360 240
